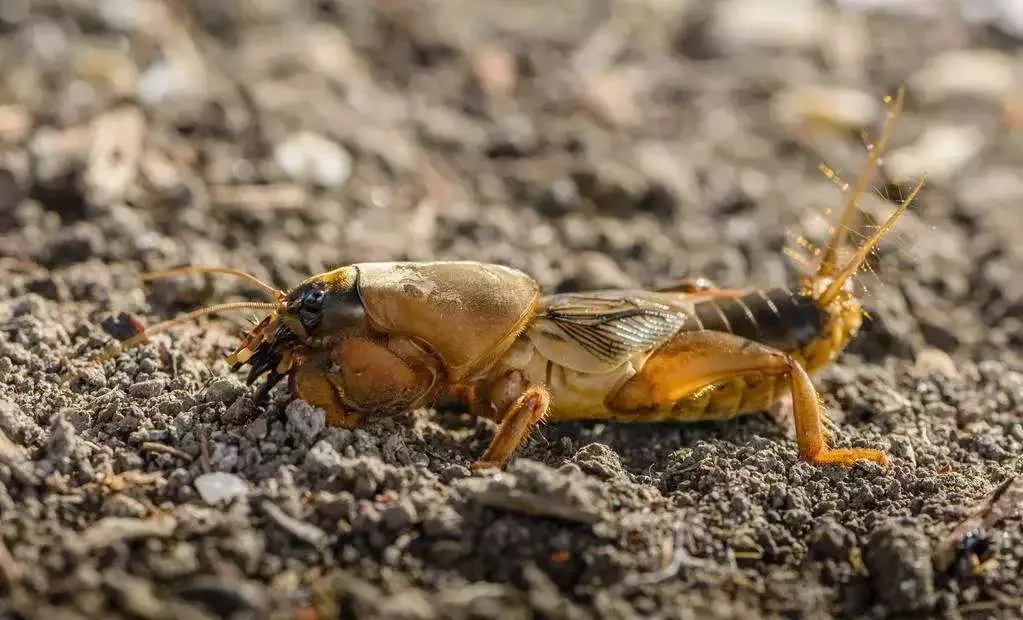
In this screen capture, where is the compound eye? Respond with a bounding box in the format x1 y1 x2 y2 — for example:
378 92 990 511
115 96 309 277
301 287 325 312
298 287 325 329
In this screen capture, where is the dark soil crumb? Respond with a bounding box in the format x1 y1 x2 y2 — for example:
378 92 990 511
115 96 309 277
2 1 1023 619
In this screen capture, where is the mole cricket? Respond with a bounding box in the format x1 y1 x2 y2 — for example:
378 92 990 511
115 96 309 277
94 89 922 470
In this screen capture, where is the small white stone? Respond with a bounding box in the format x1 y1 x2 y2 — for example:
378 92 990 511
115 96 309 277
912 49 1017 104
712 0 827 51
771 85 880 130
274 132 353 189
194 472 248 505
886 124 985 183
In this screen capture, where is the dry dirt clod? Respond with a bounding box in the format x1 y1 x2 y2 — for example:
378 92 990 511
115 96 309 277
865 521 936 613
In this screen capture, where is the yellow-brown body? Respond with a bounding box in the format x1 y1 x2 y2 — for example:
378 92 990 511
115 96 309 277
223 258 882 470
104 89 919 471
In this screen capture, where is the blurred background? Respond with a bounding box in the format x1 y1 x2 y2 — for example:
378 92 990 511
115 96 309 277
1 0 1022 365
2 2 1023 618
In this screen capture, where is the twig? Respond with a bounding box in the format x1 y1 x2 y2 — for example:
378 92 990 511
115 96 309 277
140 441 194 462
199 433 211 472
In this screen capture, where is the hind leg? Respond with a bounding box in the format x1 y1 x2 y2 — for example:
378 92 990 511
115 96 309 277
609 331 888 467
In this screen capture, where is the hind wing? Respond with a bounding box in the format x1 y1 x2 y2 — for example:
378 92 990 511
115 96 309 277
527 291 690 374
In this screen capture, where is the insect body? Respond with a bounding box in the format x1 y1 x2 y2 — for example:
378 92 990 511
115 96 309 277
96 91 920 470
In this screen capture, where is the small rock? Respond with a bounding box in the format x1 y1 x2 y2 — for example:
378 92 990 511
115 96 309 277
914 347 960 378
577 68 643 128
202 376 245 404
285 399 326 442
74 363 107 388
0 399 32 442
865 520 936 613
886 124 985 183
11 293 45 317
274 131 353 188
712 0 826 50
130 378 167 399
0 104 32 144
912 49 1017 104
472 44 517 97
46 410 79 461
381 499 419 531
82 102 147 208
423 505 463 538
304 439 342 475
571 443 626 479
194 472 248 506
771 85 880 131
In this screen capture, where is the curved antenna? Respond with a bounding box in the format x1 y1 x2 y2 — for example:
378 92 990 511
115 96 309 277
816 87 905 278
142 266 285 301
817 175 925 307
90 301 279 362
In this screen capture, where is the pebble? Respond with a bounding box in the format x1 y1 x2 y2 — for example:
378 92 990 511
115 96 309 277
194 471 248 505
45 410 79 460
286 399 326 442
912 49 1017 104
914 347 960 378
274 131 353 188
129 378 167 399
0 398 31 441
471 44 518 97
82 103 147 208
0 104 31 144
304 439 342 475
202 376 245 404
771 85 880 131
571 443 626 480
712 0 827 50
886 124 985 183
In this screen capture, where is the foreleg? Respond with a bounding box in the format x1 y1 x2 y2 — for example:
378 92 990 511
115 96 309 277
471 385 551 471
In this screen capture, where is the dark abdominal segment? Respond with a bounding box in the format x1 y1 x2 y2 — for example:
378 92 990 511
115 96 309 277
692 288 826 352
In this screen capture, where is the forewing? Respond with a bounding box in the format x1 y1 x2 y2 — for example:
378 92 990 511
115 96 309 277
528 291 688 373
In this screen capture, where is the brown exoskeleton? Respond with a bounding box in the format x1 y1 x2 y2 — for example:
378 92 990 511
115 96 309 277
95 90 922 470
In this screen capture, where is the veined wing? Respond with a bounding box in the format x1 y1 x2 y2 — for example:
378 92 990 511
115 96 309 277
528 291 688 373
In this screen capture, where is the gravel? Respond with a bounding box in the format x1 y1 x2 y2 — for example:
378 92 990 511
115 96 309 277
1 1 1022 619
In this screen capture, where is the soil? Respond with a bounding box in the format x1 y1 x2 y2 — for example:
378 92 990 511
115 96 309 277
1 1 1022 619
